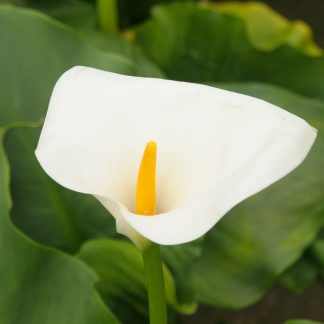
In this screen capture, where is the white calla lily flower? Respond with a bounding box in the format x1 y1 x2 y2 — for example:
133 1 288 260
35 66 316 246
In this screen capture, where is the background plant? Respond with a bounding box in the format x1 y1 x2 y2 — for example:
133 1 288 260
0 0 323 323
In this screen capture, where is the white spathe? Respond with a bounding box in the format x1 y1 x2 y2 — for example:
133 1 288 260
35 66 317 245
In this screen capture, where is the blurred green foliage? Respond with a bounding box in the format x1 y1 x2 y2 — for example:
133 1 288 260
207 1 321 56
0 125 120 324
0 1 323 323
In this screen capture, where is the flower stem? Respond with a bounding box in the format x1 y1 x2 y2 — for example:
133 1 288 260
142 243 167 324
96 0 118 34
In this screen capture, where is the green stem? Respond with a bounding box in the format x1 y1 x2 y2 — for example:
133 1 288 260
96 0 119 34
142 243 167 324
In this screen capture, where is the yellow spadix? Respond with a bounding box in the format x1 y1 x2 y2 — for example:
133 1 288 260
135 141 157 216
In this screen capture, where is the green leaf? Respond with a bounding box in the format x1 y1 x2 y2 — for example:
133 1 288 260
6 126 120 252
208 1 321 56
79 30 166 78
134 3 324 101
0 0 97 29
0 5 143 252
193 82 324 309
161 240 201 310
28 0 97 30
78 239 195 323
0 125 120 324
278 256 318 294
0 4 137 126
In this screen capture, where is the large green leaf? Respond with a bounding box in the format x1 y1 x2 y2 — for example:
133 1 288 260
0 125 119 324
134 3 324 101
78 239 196 323
0 5 136 126
208 1 321 56
0 5 140 252
194 82 324 308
